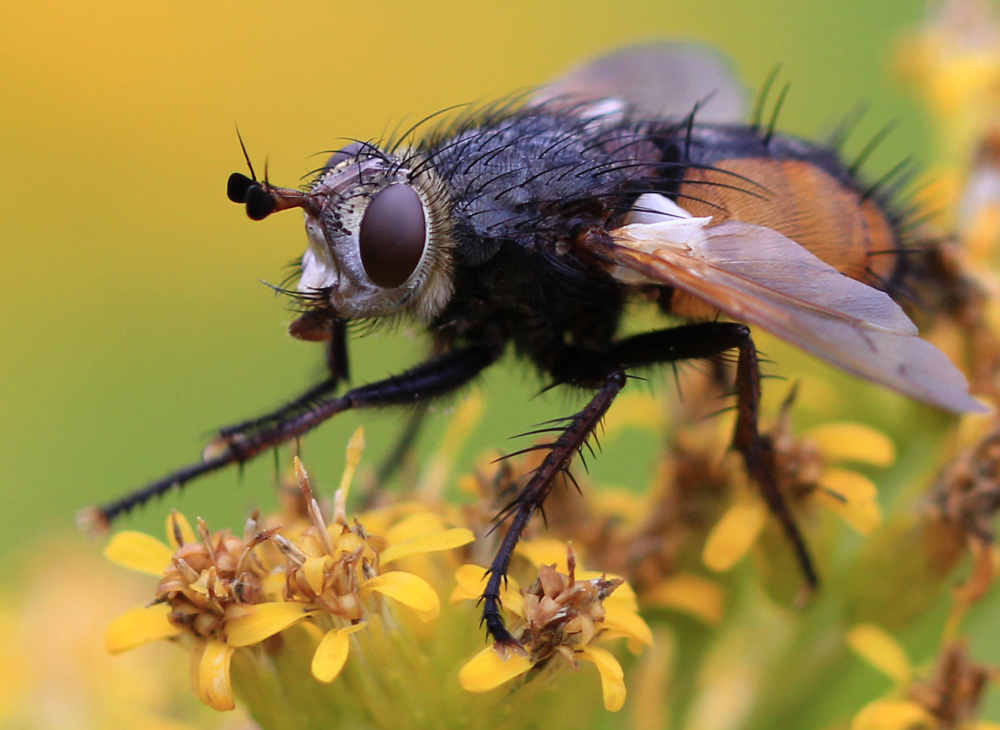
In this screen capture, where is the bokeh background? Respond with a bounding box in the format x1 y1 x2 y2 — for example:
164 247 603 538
0 1 938 576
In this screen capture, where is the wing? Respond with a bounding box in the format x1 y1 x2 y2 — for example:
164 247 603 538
596 219 986 414
529 41 747 124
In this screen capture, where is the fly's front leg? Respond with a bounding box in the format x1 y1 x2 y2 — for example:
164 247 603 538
92 343 501 525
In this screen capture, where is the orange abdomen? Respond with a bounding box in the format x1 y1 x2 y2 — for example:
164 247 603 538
677 158 899 285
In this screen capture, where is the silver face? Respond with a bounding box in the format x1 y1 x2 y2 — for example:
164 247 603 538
297 149 455 323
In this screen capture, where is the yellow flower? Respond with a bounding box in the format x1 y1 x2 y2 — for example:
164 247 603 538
455 545 652 712
273 451 474 684
703 411 894 575
847 624 999 730
104 510 299 711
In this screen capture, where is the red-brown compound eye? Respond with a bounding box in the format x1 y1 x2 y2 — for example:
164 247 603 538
358 183 427 288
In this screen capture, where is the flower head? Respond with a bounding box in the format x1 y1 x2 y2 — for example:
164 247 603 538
455 544 652 712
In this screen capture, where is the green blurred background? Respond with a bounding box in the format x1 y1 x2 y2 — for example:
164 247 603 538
0 0 937 572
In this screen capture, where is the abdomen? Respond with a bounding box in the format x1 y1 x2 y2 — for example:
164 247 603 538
662 125 901 287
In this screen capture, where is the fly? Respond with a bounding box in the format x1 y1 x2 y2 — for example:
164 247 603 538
88 42 985 648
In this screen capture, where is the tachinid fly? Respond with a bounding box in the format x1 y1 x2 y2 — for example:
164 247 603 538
89 42 986 647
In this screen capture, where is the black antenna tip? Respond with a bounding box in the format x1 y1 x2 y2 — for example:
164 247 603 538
227 172 256 204
245 185 277 220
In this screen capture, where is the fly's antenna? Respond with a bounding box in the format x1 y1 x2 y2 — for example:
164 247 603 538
751 64 783 132
226 130 318 221
237 125 257 181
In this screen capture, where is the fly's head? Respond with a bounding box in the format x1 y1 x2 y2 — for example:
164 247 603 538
228 142 455 338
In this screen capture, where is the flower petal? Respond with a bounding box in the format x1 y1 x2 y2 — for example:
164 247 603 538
166 511 197 550
362 571 440 621
516 538 573 571
105 603 181 653
303 556 329 596
104 531 173 576
459 645 534 692
815 488 882 535
578 644 626 712
602 606 654 647
337 426 366 504
846 624 912 686
702 497 769 573
821 468 878 502
804 423 895 466
642 573 725 625
311 623 367 683
450 564 523 616
380 528 475 565
851 700 936 730
225 602 314 647
191 639 235 711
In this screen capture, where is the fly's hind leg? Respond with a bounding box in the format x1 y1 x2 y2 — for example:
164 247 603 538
481 366 628 646
618 321 816 589
730 328 819 590
478 322 817 646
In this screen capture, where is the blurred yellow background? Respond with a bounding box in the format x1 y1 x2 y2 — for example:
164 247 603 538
0 0 934 570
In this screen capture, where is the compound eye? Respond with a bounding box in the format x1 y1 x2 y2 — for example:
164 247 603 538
324 141 367 170
358 183 426 288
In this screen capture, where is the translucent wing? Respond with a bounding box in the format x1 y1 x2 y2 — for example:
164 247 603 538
599 219 985 414
529 41 747 124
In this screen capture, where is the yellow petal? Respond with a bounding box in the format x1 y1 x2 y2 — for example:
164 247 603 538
702 497 769 573
820 468 878 502
303 556 329 596
225 602 314 647
311 623 367 683
338 426 366 505
516 538 572 572
851 700 937 730
191 639 235 712
380 528 476 565
578 644 626 712
384 510 448 545
104 531 173 576
105 603 181 653
362 571 440 621
804 422 895 466
815 488 882 535
459 645 534 692
450 564 524 616
602 606 654 647
846 624 912 686
642 573 725 626
166 511 197 550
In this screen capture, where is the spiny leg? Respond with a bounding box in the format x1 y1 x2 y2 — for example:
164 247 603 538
93 343 501 525
477 322 818 645
730 329 819 589
481 368 627 646
615 322 816 588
